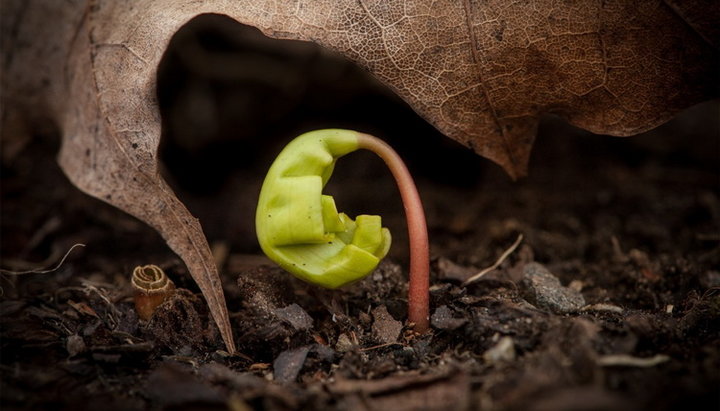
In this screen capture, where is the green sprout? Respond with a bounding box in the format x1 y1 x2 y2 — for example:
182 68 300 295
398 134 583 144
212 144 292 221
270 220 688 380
256 129 430 332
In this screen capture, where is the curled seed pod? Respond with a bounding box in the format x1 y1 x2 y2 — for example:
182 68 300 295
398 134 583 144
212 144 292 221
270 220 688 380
131 264 175 321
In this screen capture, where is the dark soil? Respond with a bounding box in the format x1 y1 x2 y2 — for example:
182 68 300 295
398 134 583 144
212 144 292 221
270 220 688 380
2 16 719 411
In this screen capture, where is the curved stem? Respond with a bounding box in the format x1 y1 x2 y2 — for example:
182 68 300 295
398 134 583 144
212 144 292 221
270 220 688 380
357 133 430 333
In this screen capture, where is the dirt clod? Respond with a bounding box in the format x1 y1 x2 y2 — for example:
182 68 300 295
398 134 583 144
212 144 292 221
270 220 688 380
146 289 218 354
145 362 225 406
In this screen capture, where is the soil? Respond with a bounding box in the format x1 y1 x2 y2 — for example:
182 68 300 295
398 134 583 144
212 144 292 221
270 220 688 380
1 16 719 411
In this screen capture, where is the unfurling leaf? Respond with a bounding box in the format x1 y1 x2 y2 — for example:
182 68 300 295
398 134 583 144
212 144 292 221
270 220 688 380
256 129 391 289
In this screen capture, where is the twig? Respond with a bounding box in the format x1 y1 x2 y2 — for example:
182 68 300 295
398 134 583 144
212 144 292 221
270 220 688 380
597 354 670 368
581 303 624 313
360 342 402 352
463 234 523 286
0 243 86 275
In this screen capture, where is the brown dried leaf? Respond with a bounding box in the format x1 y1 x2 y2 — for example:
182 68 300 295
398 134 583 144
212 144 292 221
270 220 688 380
3 0 717 353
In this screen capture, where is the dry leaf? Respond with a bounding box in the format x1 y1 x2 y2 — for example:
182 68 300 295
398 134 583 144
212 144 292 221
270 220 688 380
3 0 717 353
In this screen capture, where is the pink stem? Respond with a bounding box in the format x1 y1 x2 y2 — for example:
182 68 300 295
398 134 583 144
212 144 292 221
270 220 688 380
357 133 430 333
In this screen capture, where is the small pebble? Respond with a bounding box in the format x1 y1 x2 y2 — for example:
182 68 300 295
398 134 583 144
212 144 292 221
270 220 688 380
569 280 584 292
521 263 585 313
66 334 86 357
483 336 515 364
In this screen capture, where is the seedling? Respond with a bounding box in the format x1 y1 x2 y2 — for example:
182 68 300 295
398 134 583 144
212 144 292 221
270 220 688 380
256 129 429 332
